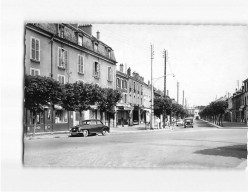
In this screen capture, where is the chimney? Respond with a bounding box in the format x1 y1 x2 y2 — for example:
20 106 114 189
120 64 124 72
96 31 100 40
78 24 92 35
127 67 131 76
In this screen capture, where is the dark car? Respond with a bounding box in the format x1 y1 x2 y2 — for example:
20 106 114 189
70 119 110 137
184 117 194 128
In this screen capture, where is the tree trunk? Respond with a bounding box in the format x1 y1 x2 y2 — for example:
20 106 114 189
108 112 110 128
32 111 37 137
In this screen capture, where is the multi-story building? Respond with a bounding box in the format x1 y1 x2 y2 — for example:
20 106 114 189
24 23 117 133
241 78 248 123
116 64 130 126
232 89 242 122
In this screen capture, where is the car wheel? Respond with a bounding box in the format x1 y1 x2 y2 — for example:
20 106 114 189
102 129 107 136
82 130 88 137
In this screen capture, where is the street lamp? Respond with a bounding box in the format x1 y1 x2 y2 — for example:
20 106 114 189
150 73 175 129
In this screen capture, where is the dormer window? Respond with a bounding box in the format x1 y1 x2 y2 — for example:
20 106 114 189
94 42 98 52
107 48 111 58
58 24 64 38
78 35 83 46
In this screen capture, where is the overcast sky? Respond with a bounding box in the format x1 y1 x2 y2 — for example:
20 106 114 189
92 24 248 107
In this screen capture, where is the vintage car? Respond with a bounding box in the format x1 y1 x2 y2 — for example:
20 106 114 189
70 119 110 137
184 117 194 128
176 119 184 126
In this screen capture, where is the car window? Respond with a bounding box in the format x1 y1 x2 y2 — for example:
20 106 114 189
97 120 103 125
90 120 97 125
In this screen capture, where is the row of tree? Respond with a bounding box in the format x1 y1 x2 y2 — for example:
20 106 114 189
199 100 227 126
153 95 187 126
24 75 122 135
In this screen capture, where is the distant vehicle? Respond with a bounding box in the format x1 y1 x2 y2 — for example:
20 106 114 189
184 117 194 128
176 119 184 126
70 119 110 137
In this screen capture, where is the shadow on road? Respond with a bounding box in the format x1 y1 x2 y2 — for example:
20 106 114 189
195 144 247 159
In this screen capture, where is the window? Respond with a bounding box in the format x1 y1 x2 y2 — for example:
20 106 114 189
58 47 68 69
30 111 44 125
58 24 64 38
78 54 84 74
124 94 127 103
57 74 65 84
107 49 111 58
116 78 120 88
30 68 40 76
93 61 100 78
107 67 113 82
78 36 83 46
94 42 98 52
30 37 40 61
55 110 68 123
134 82 136 92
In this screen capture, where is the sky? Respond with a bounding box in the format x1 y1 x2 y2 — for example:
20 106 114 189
92 24 248 107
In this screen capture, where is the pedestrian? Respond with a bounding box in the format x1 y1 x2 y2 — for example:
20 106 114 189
121 117 124 127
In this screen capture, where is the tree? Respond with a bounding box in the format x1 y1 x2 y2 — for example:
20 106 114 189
62 81 99 124
24 75 63 135
98 88 122 127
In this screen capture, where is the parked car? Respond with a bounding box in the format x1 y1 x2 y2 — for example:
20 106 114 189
176 119 184 126
70 119 110 137
184 117 194 128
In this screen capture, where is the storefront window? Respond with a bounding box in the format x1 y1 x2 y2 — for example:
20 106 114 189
30 111 44 125
55 110 68 123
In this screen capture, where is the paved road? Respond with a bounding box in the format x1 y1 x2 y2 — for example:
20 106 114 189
24 119 247 169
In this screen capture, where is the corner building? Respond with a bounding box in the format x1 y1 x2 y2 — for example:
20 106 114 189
24 23 117 133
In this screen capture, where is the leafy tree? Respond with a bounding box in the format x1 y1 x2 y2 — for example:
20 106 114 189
62 81 98 124
24 75 63 135
98 88 122 127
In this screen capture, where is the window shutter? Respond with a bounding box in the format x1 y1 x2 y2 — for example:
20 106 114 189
78 54 80 72
35 39 40 61
97 63 100 77
80 55 84 73
58 48 62 67
110 68 113 81
31 38 35 60
64 50 68 69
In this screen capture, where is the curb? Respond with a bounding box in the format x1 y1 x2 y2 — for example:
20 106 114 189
199 119 223 128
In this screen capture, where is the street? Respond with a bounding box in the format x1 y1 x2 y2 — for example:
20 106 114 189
24 120 247 169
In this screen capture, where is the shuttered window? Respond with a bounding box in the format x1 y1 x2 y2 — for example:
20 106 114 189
57 74 65 84
30 37 40 61
30 68 40 76
107 66 113 82
93 61 100 78
78 54 84 74
58 47 68 69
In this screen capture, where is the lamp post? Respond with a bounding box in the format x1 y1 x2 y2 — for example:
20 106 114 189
150 73 175 129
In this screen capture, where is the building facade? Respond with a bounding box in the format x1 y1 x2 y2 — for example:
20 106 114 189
116 64 131 126
24 23 117 133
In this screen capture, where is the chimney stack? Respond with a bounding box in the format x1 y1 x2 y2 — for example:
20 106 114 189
96 31 100 40
78 24 92 35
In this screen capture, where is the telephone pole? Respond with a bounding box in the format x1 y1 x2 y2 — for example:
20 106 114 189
150 44 154 129
182 90 185 107
163 49 167 98
177 81 179 103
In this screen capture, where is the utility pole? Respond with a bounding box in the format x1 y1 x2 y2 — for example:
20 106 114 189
182 90 184 107
163 49 167 97
163 49 167 128
150 44 154 129
177 81 179 103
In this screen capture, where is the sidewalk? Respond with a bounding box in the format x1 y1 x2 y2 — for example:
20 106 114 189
24 124 170 140
200 119 248 129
